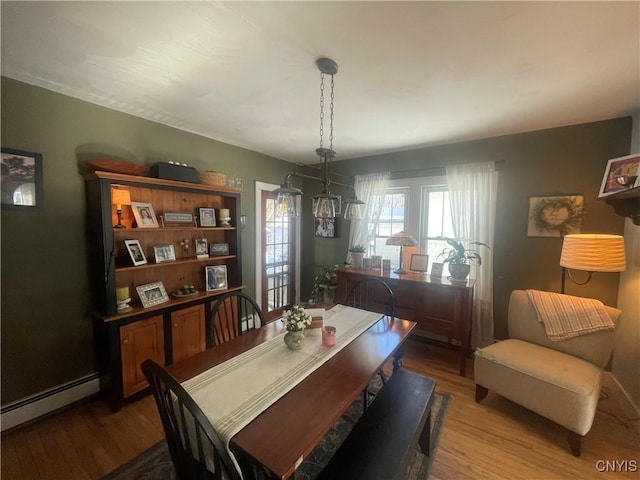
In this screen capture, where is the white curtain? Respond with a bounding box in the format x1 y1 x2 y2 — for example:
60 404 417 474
446 162 498 348
346 172 390 263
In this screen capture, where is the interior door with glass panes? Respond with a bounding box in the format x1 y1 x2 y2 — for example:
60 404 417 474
261 190 296 321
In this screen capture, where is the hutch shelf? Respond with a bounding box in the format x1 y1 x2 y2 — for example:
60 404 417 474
602 186 640 225
85 171 243 411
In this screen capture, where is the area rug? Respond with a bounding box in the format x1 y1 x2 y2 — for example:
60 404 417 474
102 385 450 480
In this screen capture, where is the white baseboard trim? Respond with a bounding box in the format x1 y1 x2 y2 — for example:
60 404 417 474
1 373 100 432
602 372 640 435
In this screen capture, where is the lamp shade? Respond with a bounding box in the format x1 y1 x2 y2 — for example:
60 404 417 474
560 234 626 272
112 189 131 206
385 231 418 247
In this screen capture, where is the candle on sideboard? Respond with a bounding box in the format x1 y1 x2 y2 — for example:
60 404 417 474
219 208 230 218
116 286 130 302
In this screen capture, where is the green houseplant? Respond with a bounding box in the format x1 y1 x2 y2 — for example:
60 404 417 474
309 264 339 304
436 236 490 281
348 244 366 269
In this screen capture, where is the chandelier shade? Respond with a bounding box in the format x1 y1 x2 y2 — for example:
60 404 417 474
343 193 364 220
273 179 302 218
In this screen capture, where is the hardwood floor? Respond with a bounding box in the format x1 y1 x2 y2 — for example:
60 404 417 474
2 338 638 479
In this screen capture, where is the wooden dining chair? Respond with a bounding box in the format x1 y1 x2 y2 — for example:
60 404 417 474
345 277 395 319
345 277 396 409
209 291 266 346
140 359 242 480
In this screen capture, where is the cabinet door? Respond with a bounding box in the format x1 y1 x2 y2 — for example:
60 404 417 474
418 284 461 338
120 315 165 398
171 304 206 362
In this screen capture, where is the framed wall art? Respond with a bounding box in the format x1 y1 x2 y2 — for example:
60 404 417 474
527 195 584 237
1 147 43 209
124 239 147 266
315 218 336 238
136 281 169 308
131 201 159 228
598 153 640 197
206 265 228 291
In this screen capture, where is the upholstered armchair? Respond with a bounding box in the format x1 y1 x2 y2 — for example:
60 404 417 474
474 290 621 457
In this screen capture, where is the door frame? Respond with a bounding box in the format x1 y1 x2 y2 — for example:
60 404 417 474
255 181 301 306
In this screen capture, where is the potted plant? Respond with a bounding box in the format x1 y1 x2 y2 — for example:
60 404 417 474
309 264 339 304
349 244 366 269
436 236 490 281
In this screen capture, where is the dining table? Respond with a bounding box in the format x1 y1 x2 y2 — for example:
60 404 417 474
167 304 416 480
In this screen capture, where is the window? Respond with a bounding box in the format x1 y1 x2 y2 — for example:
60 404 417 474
421 186 455 271
362 176 456 272
368 188 408 260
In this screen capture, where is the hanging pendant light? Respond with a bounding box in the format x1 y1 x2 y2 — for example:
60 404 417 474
313 58 339 220
343 192 364 220
273 177 302 217
273 57 364 220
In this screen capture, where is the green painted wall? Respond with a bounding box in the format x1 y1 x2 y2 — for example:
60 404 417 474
1 77 295 404
1 76 633 407
301 118 631 339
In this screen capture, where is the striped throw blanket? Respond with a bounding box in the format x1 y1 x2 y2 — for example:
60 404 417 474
526 289 614 341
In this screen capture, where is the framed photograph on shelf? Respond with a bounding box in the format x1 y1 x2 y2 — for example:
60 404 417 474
153 244 176 263
598 153 640 197
314 218 336 238
1 147 44 209
195 237 208 258
209 242 229 256
430 262 444 280
124 239 147 266
136 281 169 308
131 201 159 228
206 265 228 291
199 207 216 227
410 254 429 272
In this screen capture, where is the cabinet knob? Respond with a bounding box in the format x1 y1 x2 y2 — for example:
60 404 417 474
173 323 178 328
122 339 129 344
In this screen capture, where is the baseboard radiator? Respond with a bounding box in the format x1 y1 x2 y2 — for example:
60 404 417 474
1 372 100 432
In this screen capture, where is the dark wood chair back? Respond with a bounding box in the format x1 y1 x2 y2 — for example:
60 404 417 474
140 359 241 480
209 292 266 346
345 277 395 319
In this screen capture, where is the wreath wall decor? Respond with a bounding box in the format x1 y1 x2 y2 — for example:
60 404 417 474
527 195 584 237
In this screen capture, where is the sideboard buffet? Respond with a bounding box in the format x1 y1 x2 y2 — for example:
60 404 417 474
335 268 475 376
85 171 243 411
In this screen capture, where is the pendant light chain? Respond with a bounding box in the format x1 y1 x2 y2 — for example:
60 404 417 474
319 72 325 149
329 74 334 152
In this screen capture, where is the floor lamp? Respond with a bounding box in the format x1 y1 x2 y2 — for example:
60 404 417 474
559 234 626 293
386 232 418 274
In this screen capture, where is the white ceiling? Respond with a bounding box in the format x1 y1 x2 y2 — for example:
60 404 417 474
2 1 639 165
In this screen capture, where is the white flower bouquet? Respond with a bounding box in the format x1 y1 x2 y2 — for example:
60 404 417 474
283 305 312 332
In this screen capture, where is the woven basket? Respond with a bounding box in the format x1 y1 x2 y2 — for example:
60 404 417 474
199 171 227 186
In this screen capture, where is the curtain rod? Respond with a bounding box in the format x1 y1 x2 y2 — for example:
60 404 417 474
390 159 505 180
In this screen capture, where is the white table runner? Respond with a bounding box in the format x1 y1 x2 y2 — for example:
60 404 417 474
182 304 383 474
